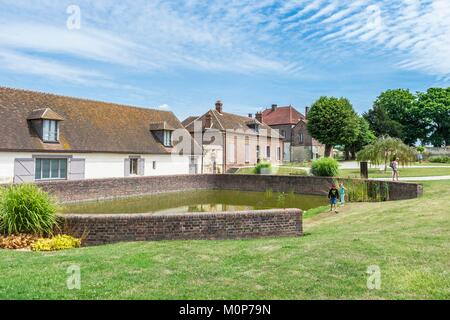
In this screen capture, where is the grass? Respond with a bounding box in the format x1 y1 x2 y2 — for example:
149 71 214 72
237 166 308 176
339 167 450 178
0 180 449 299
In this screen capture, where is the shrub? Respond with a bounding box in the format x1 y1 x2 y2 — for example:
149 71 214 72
253 162 272 174
31 235 81 252
428 156 450 164
311 158 339 177
0 234 39 250
0 184 57 235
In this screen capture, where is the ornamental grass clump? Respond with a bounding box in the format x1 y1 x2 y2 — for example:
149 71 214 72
311 158 339 177
0 184 57 235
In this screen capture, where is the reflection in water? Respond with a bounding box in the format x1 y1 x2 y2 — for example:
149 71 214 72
60 190 327 214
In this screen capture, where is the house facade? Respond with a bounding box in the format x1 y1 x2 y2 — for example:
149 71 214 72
183 101 283 173
0 88 198 184
261 104 324 162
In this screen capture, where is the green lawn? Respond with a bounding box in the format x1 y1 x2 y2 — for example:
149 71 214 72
339 167 450 178
0 180 449 299
237 166 308 176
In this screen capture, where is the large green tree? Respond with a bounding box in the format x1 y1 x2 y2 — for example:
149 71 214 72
307 96 360 157
416 87 450 147
357 136 416 171
344 117 376 160
363 104 404 139
364 89 423 145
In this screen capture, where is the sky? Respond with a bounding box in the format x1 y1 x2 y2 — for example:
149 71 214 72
0 0 449 121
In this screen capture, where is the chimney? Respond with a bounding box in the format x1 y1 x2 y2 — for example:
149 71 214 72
205 113 212 128
256 112 263 123
271 104 277 112
248 113 253 118
305 107 310 118
215 100 223 114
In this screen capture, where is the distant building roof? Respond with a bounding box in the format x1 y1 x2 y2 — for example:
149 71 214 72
0 87 190 154
184 108 281 139
261 105 305 126
181 116 199 128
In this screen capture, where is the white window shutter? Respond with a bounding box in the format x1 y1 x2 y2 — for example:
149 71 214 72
124 159 130 177
69 159 85 180
13 159 35 183
138 158 145 176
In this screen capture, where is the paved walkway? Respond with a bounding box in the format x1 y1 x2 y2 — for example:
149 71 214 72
372 175 450 181
338 161 450 169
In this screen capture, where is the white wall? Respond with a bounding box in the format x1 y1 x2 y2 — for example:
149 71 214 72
0 152 191 183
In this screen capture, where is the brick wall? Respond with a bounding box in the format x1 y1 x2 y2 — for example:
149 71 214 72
59 209 302 246
29 174 422 203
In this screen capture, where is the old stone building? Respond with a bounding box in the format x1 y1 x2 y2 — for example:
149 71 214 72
261 104 324 162
183 101 283 173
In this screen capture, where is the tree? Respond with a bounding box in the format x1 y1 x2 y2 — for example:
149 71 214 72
357 136 416 171
364 89 423 145
344 117 376 160
363 104 404 139
416 87 450 147
307 96 360 157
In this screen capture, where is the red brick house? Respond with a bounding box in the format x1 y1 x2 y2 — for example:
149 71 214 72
260 104 324 162
183 101 283 173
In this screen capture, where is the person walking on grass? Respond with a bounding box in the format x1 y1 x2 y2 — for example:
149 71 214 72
328 184 339 213
390 157 400 181
339 182 347 207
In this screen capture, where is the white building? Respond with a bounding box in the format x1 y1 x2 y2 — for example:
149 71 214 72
0 87 198 184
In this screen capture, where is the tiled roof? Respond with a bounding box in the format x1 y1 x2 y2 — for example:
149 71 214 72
27 108 65 121
0 87 189 154
181 116 199 128
261 106 305 125
184 109 281 138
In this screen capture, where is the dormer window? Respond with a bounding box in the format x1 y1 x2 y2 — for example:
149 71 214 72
246 119 260 133
27 108 64 143
150 121 175 147
43 120 59 142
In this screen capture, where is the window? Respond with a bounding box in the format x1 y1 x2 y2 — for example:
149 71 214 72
266 146 271 158
245 144 250 163
35 158 67 180
228 143 235 163
299 132 304 144
129 158 139 175
153 161 156 170
277 147 281 161
163 131 172 147
256 145 260 160
42 120 59 142
281 130 286 138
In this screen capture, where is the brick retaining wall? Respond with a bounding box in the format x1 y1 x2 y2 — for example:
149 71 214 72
31 174 422 203
59 209 302 246
0 174 421 245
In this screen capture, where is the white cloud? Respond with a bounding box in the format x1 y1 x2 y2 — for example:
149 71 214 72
0 49 106 83
157 104 171 111
0 0 449 82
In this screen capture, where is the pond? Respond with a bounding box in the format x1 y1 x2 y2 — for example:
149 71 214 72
60 190 327 214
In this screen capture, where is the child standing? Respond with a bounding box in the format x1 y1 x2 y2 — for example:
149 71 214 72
339 183 346 206
328 184 339 213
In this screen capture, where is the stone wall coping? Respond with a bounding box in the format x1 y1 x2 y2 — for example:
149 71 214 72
58 208 302 220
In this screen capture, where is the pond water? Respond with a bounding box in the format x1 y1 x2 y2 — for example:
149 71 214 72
60 190 327 214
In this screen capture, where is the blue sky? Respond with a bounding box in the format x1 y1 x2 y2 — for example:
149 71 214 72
0 0 449 120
